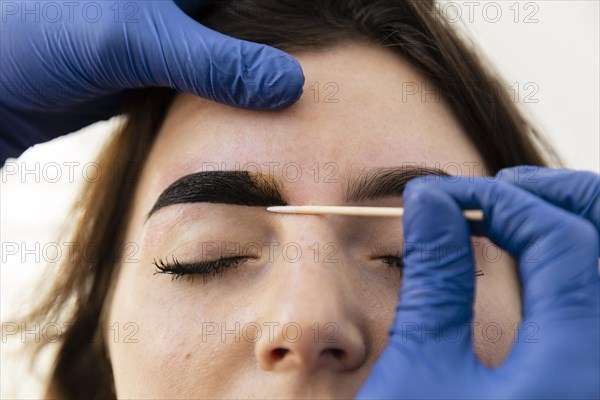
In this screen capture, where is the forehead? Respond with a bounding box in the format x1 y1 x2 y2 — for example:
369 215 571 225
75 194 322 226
140 42 483 207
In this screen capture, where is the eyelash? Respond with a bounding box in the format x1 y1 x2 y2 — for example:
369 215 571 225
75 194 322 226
379 251 404 270
153 255 250 283
153 252 403 283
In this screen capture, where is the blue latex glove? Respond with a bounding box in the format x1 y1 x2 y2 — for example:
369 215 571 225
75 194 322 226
357 166 599 399
0 0 304 163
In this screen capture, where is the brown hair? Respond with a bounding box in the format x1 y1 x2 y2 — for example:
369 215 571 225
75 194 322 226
24 1 558 398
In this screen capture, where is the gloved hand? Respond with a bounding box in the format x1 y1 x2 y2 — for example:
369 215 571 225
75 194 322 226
0 0 304 162
357 166 599 399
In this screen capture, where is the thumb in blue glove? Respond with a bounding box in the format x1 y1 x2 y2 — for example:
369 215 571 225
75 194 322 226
357 169 599 399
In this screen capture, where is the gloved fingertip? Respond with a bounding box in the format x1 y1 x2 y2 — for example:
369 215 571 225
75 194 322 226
403 174 459 210
403 180 466 237
496 165 543 184
405 176 489 236
402 179 438 226
236 50 305 110
404 174 445 194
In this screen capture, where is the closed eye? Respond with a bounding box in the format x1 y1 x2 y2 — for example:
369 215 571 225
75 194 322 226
153 255 250 283
380 253 403 269
153 250 404 283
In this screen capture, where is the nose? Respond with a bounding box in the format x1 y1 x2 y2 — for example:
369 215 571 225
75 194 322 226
255 228 367 373
255 315 366 373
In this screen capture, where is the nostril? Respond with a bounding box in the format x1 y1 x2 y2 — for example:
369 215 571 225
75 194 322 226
272 348 289 360
323 348 346 360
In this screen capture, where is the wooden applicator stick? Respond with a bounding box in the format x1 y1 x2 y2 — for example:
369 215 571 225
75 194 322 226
266 205 484 221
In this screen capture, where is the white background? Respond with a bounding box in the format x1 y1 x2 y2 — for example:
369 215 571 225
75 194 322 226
1 1 599 398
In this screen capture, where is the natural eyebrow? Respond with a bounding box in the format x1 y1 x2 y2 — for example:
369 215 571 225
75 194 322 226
344 166 449 202
146 170 287 220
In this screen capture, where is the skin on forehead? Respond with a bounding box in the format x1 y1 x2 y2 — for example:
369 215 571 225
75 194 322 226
105 41 519 399
134 41 485 224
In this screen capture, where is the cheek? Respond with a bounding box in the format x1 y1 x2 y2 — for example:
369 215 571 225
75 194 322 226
105 264 255 398
471 238 522 366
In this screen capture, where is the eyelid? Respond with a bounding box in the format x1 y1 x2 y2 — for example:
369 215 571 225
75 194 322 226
153 255 251 282
367 239 404 258
370 250 403 260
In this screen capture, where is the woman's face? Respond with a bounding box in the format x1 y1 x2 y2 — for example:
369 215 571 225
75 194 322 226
106 42 521 399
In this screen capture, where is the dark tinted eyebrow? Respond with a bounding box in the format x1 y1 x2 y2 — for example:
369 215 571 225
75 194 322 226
344 166 449 202
147 170 287 219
